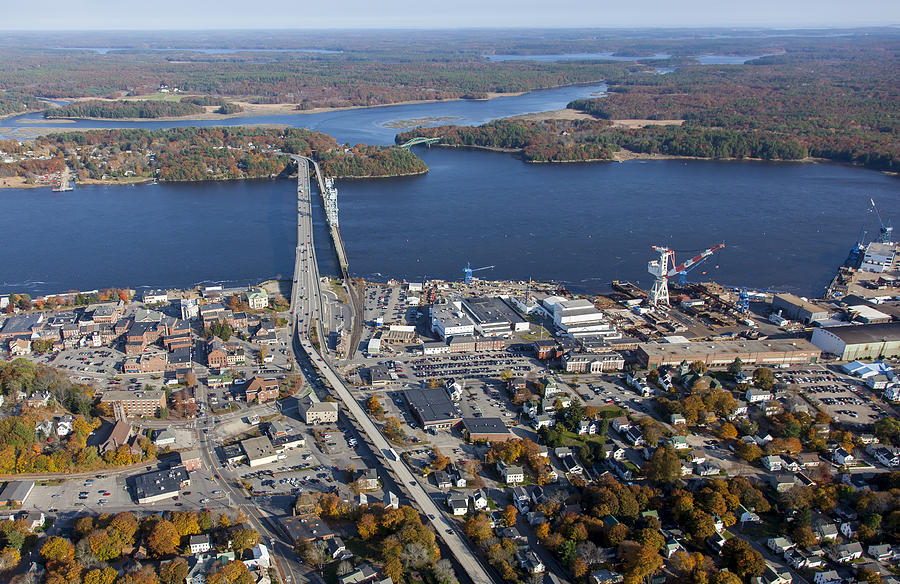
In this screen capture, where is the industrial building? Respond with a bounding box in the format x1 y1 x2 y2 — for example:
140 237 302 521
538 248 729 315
637 339 821 370
462 417 511 442
860 242 897 273
542 296 621 339
241 436 279 468
133 467 190 504
460 297 529 337
404 387 462 431
430 303 475 340
771 294 831 324
0 480 34 506
99 390 165 418
810 322 900 361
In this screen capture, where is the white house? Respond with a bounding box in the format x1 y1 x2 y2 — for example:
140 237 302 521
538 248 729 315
189 535 212 554
833 447 854 465
498 461 524 485
471 490 488 511
873 446 899 467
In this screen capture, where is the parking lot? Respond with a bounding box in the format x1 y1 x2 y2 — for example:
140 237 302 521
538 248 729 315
783 367 889 424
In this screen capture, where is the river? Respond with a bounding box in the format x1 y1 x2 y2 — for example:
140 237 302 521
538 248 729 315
1 148 897 298
0 83 608 145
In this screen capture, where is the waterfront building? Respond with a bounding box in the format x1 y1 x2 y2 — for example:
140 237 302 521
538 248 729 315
636 339 820 369
810 322 900 360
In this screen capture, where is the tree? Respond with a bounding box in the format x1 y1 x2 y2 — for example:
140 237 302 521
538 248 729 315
147 520 180 558
734 441 763 462
366 395 385 420
231 527 260 555
717 423 738 440
502 505 517 528
39 537 74 563
791 526 817 549
728 358 744 378
752 368 775 390
620 541 663 584
82 567 118 584
170 511 201 537
722 538 765 579
644 445 681 483
463 513 493 543
433 559 456 584
687 510 716 542
358 513 377 540
160 558 190 584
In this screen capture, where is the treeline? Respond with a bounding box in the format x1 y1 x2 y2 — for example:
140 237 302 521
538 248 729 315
0 91 44 117
180 96 244 114
7 127 427 182
398 117 814 164
567 51 900 172
44 99 204 119
0 47 620 109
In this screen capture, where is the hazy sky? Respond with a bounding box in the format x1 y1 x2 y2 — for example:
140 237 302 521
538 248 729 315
1 0 897 30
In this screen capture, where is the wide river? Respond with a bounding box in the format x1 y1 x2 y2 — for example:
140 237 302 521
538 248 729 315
1 147 897 297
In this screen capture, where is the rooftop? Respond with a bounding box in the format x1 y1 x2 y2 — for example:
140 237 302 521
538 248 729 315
404 387 461 425
462 417 510 435
818 322 900 345
133 467 188 500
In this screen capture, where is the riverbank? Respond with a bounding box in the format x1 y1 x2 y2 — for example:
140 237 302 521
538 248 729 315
28 91 533 123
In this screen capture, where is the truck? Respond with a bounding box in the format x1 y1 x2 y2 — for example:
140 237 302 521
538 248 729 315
385 448 399 461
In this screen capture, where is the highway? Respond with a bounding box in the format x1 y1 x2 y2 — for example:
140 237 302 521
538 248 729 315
288 156 497 584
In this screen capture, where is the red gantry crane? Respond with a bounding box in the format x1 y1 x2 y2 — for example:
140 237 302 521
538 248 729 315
647 243 725 307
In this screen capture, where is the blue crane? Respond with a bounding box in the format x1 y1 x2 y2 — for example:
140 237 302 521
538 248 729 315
463 262 495 285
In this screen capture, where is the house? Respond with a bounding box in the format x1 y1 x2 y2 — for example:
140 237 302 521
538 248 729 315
355 468 379 491
612 417 631 433
761 563 792 584
670 413 686 426
833 447 854 465
767 537 795 555
189 535 212 554
814 571 841 584
9 338 31 356
327 536 352 560
447 494 468 516
624 427 644 446
669 435 689 450
798 452 821 469
531 414 554 430
517 550 545 574
872 446 900 467
664 538 685 558
746 388 773 403
383 491 399 510
244 377 280 404
762 455 784 472
245 288 269 310
591 570 624 584
470 490 488 510
867 544 892 562
830 541 863 563
56 414 73 437
497 461 524 485
526 511 546 526
511 486 530 511
35 419 53 437
771 474 796 493
433 471 452 490
815 523 839 542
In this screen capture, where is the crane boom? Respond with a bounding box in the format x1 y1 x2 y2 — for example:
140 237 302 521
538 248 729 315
668 244 726 277
647 243 725 307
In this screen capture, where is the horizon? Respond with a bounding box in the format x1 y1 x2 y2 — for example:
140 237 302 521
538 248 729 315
1 0 898 31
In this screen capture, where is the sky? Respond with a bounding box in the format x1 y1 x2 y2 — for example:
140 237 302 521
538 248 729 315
0 0 897 30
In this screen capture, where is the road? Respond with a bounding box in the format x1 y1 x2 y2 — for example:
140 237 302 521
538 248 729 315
288 156 498 584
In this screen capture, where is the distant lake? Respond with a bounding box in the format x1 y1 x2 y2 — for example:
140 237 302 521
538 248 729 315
483 52 777 64
1 150 896 298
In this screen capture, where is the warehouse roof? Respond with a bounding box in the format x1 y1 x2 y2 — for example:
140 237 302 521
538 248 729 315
404 388 461 425
462 297 526 325
0 480 34 504
133 467 188 501
817 322 900 345
462 417 510 436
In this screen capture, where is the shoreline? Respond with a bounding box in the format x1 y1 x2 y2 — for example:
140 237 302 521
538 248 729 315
27 91 534 124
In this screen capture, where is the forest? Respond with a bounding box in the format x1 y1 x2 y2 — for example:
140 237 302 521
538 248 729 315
396 118 809 164
44 100 204 119
2 127 427 183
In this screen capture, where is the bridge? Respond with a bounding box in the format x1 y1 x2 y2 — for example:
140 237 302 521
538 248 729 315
399 136 442 149
288 156 498 584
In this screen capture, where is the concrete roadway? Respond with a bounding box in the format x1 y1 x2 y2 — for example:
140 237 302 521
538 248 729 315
288 157 498 584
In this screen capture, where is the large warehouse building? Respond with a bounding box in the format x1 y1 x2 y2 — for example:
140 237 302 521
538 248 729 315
404 388 462 432
771 294 831 324
637 338 821 370
810 322 900 361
